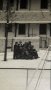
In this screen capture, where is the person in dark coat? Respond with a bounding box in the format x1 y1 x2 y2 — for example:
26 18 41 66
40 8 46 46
13 42 18 59
18 41 23 59
32 46 39 59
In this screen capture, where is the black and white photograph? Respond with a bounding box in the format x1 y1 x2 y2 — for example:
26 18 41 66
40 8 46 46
0 0 51 90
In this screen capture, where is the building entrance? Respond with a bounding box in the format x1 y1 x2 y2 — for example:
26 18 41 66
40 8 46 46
40 37 48 48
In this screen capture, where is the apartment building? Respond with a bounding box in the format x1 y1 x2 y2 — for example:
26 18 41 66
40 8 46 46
0 0 51 52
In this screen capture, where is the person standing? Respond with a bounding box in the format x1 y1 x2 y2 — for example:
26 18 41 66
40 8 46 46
13 42 18 59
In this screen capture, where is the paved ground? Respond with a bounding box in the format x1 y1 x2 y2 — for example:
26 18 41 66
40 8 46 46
0 49 50 69
0 49 51 90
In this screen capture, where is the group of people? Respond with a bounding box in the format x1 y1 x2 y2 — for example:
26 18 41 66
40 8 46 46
13 41 39 59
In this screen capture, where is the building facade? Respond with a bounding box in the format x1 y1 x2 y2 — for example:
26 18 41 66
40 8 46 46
0 0 51 52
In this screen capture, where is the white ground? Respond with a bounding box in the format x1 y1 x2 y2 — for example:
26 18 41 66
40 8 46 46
0 49 51 90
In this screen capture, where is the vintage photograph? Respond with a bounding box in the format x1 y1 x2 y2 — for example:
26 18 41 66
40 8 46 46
0 0 51 90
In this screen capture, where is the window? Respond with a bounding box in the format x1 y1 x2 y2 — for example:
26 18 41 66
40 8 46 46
8 24 12 32
18 24 26 35
20 0 27 9
39 24 47 35
5 24 12 32
41 0 48 9
50 24 51 36
0 0 3 10
16 0 19 10
10 0 14 7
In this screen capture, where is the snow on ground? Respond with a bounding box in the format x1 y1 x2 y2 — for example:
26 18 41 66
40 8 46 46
0 49 50 69
0 49 51 90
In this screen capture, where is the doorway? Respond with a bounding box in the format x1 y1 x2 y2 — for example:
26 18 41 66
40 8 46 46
39 24 48 48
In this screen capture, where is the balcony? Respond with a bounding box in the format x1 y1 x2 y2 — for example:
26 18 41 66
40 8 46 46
0 10 51 23
0 11 6 23
9 10 51 23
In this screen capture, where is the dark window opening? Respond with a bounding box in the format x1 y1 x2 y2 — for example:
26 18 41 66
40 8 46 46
50 24 51 36
16 0 19 10
20 0 27 9
15 23 17 37
8 24 12 32
0 0 3 10
5 24 12 33
10 0 14 6
18 24 26 35
39 24 47 35
41 0 48 9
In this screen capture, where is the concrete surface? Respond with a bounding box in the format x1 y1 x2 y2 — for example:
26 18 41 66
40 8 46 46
0 49 51 90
